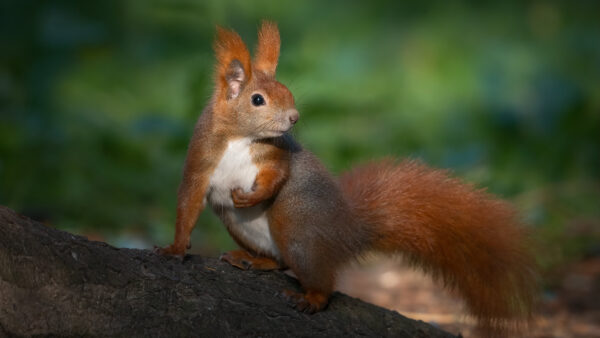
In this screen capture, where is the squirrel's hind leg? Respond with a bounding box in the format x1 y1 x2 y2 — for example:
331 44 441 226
277 247 335 314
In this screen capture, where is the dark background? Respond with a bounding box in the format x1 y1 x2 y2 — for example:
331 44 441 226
1 2 599 329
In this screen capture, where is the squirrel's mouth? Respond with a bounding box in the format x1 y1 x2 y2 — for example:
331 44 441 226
254 118 296 139
256 130 284 138
256 128 291 139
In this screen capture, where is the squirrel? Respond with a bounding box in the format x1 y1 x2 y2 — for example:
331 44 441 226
156 21 538 335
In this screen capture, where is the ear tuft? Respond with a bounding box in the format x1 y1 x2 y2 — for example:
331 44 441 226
254 21 280 77
214 26 252 100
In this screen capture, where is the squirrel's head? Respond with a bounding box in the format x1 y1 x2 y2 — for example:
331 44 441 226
213 21 298 139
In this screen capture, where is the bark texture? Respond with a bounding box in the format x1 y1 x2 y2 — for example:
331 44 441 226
0 205 456 337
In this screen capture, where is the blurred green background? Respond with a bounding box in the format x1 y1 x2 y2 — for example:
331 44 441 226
1 0 599 279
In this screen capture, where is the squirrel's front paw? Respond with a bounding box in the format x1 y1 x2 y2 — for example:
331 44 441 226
153 244 186 258
231 188 260 208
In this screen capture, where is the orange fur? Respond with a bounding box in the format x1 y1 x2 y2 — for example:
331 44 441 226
214 26 252 101
254 21 280 76
158 110 226 256
158 22 538 337
220 249 282 270
231 167 287 208
159 26 257 256
282 289 329 314
158 23 297 258
340 159 537 335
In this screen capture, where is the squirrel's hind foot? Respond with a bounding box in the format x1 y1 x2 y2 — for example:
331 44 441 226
220 250 281 270
281 289 328 314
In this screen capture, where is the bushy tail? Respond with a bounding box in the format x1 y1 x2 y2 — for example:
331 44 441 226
340 159 537 335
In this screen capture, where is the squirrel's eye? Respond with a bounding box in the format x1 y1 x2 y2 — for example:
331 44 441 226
251 94 265 106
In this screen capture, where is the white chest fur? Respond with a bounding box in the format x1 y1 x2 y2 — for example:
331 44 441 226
207 138 258 208
206 138 279 257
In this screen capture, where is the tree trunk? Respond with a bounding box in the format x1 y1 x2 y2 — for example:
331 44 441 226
0 206 455 337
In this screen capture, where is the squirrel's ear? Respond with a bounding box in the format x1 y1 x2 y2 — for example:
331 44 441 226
214 26 252 100
254 21 280 77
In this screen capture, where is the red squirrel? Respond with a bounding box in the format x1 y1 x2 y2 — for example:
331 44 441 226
157 21 537 334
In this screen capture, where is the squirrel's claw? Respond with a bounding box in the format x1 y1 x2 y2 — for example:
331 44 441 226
281 289 327 314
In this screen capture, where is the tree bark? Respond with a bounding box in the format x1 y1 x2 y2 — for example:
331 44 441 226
0 205 456 337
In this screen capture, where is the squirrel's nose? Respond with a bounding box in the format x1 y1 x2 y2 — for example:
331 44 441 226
288 109 299 125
